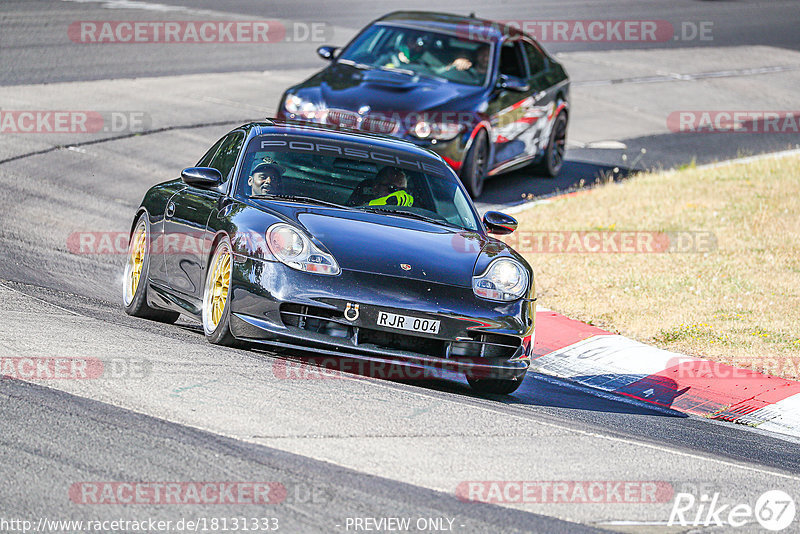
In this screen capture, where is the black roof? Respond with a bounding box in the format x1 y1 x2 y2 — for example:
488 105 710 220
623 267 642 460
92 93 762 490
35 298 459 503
376 11 523 41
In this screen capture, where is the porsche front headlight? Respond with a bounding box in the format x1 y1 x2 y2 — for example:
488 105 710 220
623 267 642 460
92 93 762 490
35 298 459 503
472 258 529 301
266 223 340 275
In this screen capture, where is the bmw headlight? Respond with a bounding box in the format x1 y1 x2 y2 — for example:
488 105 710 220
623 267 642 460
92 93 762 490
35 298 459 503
410 121 463 141
266 223 340 275
472 258 529 302
284 94 323 120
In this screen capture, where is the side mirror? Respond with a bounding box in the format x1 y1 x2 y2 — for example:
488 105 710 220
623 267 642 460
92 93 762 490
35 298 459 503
317 45 339 61
496 74 530 92
483 211 518 235
181 167 223 189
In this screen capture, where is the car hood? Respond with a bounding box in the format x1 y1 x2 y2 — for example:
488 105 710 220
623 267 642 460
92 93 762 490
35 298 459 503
284 208 484 287
304 63 483 113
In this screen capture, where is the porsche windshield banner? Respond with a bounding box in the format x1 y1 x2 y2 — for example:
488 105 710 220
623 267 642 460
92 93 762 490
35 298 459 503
253 136 448 177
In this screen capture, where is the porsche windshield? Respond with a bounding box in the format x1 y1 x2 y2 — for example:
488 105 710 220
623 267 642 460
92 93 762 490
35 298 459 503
237 135 480 231
337 24 492 87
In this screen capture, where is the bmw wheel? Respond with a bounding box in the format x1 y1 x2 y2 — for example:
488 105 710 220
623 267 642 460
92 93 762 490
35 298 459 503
539 111 567 178
463 129 489 198
122 214 180 323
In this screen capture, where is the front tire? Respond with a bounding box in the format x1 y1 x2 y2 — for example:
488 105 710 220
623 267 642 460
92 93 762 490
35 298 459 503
467 374 524 395
122 215 180 323
462 129 489 198
202 236 240 346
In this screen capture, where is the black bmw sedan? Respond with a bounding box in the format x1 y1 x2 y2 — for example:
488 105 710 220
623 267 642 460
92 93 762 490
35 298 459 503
123 121 535 394
276 11 570 197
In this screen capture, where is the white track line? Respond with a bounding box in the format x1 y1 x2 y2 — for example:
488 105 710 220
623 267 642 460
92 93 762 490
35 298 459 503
0 281 82 317
574 65 799 87
691 147 800 171
504 147 800 216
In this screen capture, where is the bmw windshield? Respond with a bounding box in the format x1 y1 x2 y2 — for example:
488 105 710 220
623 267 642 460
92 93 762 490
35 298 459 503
237 135 481 231
337 24 492 87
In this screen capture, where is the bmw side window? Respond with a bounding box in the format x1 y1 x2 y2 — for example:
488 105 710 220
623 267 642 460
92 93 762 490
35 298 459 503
499 41 525 78
208 132 245 181
523 41 547 78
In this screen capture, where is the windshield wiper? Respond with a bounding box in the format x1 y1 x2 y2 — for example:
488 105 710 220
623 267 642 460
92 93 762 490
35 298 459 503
421 73 449 83
250 194 349 210
337 59 373 70
359 207 461 229
380 64 449 83
377 65 416 77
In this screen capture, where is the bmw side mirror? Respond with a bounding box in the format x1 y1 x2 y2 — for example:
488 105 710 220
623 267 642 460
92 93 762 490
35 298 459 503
496 74 530 92
317 45 339 61
181 167 223 189
483 211 518 235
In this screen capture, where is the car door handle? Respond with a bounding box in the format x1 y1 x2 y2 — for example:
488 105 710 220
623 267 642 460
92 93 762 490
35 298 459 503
166 201 175 218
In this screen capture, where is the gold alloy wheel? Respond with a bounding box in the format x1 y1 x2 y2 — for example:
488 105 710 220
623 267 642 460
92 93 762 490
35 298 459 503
205 242 232 332
124 221 147 306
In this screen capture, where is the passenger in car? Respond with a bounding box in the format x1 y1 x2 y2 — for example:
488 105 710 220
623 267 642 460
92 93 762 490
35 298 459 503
248 162 283 196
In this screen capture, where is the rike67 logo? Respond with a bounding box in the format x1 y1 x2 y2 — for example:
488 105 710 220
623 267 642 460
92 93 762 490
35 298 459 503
669 490 796 531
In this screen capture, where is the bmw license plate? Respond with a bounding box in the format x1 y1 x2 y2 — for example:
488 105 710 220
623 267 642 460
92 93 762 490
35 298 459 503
377 311 440 334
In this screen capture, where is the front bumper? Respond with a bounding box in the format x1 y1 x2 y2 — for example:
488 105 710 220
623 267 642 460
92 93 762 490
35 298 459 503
229 256 533 380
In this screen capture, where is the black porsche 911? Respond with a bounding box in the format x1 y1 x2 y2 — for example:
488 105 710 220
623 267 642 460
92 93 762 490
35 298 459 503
123 121 535 394
276 11 570 197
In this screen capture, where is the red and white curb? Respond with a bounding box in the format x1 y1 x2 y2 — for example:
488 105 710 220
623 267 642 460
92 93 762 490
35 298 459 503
533 308 800 439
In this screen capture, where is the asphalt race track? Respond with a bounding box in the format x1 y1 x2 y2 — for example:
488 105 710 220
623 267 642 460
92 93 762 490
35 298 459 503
2 1 800 532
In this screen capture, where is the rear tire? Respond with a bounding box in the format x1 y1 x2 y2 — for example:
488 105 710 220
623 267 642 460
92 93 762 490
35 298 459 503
538 110 567 178
467 374 524 395
122 215 180 324
202 236 241 347
462 129 489 198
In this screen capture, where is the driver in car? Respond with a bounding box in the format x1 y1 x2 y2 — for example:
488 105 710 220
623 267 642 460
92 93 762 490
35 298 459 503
248 162 283 196
368 166 414 207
